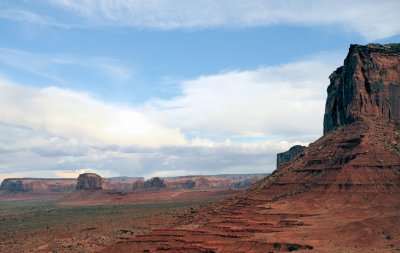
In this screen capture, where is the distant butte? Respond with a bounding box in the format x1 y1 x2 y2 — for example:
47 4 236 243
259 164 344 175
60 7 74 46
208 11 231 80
76 173 103 190
104 43 400 252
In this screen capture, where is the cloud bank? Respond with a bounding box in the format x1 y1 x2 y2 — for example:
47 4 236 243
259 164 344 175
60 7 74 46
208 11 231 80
0 53 340 179
143 53 341 139
0 80 185 147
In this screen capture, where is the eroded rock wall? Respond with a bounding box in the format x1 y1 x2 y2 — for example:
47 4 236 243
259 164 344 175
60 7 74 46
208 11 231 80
324 43 400 133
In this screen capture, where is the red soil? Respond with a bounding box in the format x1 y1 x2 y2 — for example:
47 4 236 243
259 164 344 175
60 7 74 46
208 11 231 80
104 118 400 252
61 189 238 205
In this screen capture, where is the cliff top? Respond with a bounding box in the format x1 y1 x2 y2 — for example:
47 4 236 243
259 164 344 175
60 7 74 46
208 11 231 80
323 43 400 134
352 43 400 54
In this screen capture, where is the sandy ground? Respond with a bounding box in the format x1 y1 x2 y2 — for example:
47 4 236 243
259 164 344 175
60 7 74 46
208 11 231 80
0 189 237 253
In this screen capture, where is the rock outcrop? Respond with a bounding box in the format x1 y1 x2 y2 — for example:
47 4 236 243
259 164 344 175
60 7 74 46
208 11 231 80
107 44 400 252
324 43 400 133
276 145 306 167
76 173 102 190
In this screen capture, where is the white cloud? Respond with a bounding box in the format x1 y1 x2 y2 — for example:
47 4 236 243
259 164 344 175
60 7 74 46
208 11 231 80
0 79 185 147
0 53 340 178
44 0 400 40
143 53 342 139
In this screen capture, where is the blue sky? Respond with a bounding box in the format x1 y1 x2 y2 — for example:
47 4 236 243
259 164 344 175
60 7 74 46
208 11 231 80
0 0 400 180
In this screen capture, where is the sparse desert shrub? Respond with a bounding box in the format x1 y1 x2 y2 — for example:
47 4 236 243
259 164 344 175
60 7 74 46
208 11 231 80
288 244 299 251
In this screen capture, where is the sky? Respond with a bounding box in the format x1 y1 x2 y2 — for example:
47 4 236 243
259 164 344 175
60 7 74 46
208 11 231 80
0 0 400 180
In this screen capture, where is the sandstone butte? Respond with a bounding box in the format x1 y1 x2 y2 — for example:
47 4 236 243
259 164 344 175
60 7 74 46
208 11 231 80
103 43 400 253
76 173 103 190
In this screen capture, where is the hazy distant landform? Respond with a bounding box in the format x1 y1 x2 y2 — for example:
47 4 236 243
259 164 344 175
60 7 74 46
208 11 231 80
0 172 266 252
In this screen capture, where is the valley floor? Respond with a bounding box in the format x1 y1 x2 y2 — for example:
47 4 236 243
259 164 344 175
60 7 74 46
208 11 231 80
0 189 236 253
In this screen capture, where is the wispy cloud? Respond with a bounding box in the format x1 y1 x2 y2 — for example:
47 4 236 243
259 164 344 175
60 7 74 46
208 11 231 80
0 8 81 29
42 0 400 40
0 48 133 83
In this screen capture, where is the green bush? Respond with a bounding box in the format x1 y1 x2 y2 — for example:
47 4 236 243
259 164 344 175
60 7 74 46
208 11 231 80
288 244 299 251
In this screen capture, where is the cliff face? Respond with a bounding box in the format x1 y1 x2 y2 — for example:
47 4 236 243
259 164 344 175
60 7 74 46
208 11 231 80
324 43 400 134
276 145 306 167
76 173 102 190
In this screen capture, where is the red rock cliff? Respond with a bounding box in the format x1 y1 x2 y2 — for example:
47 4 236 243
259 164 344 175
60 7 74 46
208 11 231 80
324 43 400 134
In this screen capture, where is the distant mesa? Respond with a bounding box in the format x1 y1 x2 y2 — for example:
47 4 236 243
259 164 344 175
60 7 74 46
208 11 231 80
102 176 144 191
130 175 267 192
276 145 306 167
0 179 26 192
0 178 76 193
166 179 196 190
76 173 103 190
132 177 166 191
0 174 265 195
